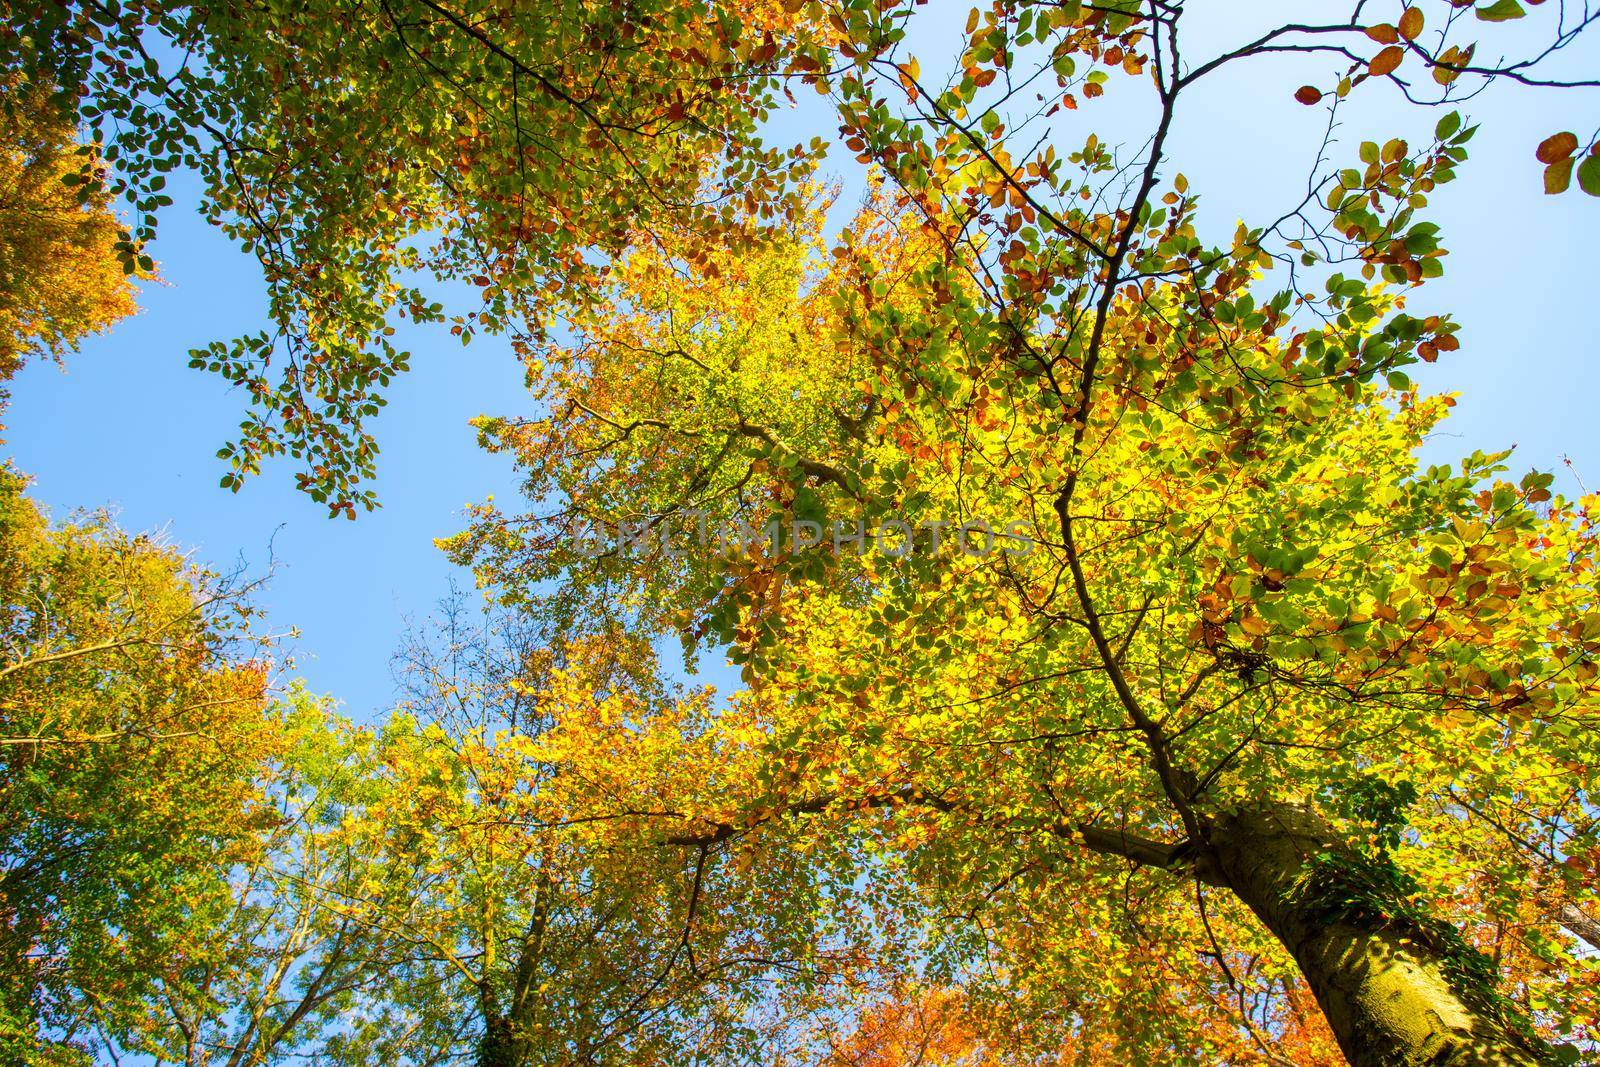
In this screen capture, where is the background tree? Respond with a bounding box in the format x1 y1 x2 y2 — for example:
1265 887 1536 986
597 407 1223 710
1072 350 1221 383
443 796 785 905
111 595 866 1066
818 985 999 1066
345 599 858 1065
0 77 136 417
0 467 278 1062
88 689 453 1066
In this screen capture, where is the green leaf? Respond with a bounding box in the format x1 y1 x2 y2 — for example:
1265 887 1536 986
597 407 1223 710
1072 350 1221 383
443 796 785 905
1578 154 1600 197
1434 112 1461 141
1475 0 1525 20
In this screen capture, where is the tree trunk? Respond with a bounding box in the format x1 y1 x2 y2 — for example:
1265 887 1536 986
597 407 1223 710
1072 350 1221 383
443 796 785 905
478 1012 520 1067
1200 803 1555 1067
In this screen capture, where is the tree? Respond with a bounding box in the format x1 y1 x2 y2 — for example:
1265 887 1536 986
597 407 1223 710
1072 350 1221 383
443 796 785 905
815 980 1341 1065
362 599 876 1065
440 2 1600 1059
83 688 445 1066
819 985 1022 1067
2 0 827 512
0 468 278 1061
0 77 136 416
116 596 863 1066
453 191 1600 1061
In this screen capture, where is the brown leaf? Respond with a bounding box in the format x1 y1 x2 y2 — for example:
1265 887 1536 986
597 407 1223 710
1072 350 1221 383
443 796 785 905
1294 85 1323 105
1399 7 1424 40
1536 131 1579 164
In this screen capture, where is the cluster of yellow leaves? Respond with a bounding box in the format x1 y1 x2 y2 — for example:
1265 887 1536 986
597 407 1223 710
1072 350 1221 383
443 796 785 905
0 467 279 1061
0 82 136 414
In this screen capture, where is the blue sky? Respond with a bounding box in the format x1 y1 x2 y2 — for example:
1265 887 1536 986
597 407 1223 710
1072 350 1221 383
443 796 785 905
6 2 1597 718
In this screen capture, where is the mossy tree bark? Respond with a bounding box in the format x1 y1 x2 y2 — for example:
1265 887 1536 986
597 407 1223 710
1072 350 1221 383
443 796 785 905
477 1011 522 1067
1199 804 1555 1067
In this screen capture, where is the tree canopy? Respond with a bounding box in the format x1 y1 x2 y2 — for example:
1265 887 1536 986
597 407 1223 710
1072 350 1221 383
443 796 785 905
445 183 1600 1063
1 0 1598 1064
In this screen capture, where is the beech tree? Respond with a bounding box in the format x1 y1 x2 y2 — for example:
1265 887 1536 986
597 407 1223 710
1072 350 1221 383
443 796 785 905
445 189 1600 1062
437 4 1600 1063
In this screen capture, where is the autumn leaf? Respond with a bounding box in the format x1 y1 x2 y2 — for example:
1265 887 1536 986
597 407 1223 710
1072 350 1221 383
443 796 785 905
1545 157 1575 194
1369 46 1405 76
1537 131 1579 164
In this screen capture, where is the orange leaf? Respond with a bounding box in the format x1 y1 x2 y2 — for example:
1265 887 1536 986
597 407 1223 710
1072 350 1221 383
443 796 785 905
1366 23 1399 43
1369 46 1404 76
1399 7 1424 40
1536 131 1578 164
1294 85 1323 105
